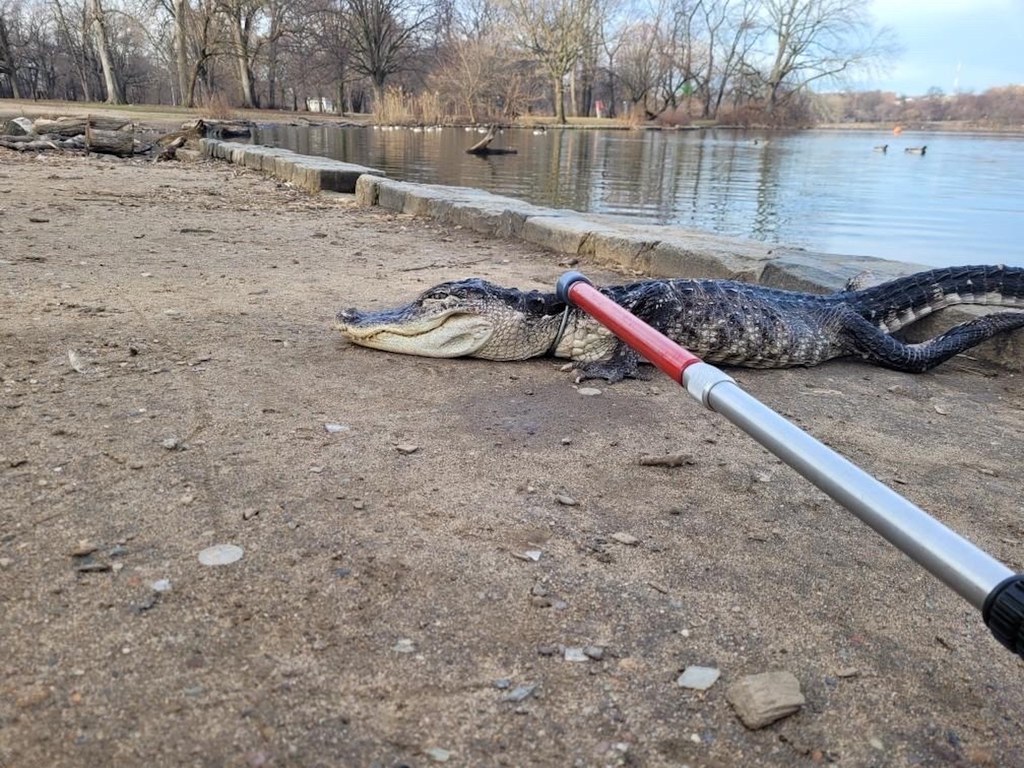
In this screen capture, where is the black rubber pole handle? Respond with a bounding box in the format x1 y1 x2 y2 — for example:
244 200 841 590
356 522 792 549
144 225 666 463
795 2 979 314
983 575 1024 657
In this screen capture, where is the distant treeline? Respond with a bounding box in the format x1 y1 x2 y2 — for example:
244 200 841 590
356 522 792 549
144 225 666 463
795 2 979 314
0 0 1020 127
818 87 1024 129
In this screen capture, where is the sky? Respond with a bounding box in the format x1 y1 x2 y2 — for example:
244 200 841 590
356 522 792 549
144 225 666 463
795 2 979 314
861 0 1024 95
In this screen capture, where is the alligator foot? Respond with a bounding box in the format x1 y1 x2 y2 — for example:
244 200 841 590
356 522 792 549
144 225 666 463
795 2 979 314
573 348 650 383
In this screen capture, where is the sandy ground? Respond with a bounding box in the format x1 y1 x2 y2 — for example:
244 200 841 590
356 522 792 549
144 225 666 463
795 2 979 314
1 139 1023 768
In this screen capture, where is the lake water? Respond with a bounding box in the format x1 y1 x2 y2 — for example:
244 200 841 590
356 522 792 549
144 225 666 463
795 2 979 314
253 124 1024 269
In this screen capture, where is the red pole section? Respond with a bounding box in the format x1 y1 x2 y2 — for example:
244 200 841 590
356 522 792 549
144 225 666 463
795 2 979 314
557 273 702 383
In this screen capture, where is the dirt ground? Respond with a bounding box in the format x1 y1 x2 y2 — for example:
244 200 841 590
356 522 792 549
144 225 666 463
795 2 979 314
1 132 1023 768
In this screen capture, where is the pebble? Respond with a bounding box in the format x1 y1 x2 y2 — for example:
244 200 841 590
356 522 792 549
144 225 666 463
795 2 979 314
577 387 602 396
152 578 172 592
197 543 244 566
74 562 111 573
583 645 605 661
242 508 259 521
395 443 419 454
424 747 450 762
0 557 12 569
502 683 537 702
610 532 639 546
161 437 183 451
725 670 805 729
638 453 693 468
392 638 416 653
71 541 98 557
564 646 589 662
323 423 349 434
554 494 578 506
677 665 721 691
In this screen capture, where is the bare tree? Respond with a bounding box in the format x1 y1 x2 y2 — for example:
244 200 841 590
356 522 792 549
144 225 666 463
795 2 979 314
216 0 261 106
344 0 431 106
0 1 24 97
755 0 895 116
701 0 758 118
503 0 597 123
614 19 658 115
89 0 125 102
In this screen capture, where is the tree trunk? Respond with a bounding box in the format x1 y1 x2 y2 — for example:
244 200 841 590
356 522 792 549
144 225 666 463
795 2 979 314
0 17 23 99
174 0 191 107
553 77 566 123
89 0 124 104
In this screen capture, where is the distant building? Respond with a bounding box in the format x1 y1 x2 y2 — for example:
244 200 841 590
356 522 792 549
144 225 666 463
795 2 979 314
306 97 334 113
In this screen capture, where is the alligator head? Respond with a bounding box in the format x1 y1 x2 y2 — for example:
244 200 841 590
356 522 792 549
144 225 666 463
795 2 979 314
335 278 568 360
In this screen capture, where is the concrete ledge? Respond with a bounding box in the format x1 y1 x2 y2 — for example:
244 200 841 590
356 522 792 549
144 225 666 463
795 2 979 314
201 143 1020 371
200 138 385 194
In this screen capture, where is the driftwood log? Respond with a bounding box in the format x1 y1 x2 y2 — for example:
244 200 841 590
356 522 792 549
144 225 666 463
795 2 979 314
0 114 150 156
182 118 254 139
466 125 518 156
32 115 131 136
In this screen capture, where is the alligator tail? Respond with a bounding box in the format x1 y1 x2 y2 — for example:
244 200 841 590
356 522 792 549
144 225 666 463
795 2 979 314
842 309 1024 372
848 265 1024 333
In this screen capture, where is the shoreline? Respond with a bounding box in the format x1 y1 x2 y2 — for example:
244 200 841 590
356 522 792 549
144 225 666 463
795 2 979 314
2 145 1023 767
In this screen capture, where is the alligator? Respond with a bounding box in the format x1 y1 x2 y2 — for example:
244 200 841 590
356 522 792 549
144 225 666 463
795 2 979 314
335 265 1024 381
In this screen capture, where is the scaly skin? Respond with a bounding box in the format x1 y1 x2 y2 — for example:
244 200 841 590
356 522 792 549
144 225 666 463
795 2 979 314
335 265 1024 381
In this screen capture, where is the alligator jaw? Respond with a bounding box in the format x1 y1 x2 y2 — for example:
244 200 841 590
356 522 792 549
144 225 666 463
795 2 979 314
335 310 496 358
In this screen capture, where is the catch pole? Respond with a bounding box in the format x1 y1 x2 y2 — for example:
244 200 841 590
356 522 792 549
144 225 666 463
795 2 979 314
556 271 1024 659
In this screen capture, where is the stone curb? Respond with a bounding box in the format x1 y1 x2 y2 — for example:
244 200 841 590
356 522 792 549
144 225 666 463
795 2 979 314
205 142 1022 371
199 138 385 194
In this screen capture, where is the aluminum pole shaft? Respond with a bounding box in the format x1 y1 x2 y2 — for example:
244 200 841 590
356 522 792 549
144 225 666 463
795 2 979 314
684 362 1013 608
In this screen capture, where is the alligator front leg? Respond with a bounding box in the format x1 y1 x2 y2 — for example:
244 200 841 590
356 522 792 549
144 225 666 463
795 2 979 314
573 345 650 383
843 309 1024 372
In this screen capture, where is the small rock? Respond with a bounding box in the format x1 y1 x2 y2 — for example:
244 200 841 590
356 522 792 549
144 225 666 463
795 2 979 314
726 671 805 729
555 494 578 506
395 443 419 455
74 561 111 573
494 678 511 689
564 646 589 662
0 557 12 569
677 665 721 691
583 645 605 661
197 543 244 566
161 437 183 451
522 549 542 561
71 541 98 557
577 387 602 396
152 578 172 593
638 453 693 468
324 423 349 434
393 638 416 653
610 532 639 546
242 508 259 521
424 747 450 763
502 683 537 702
